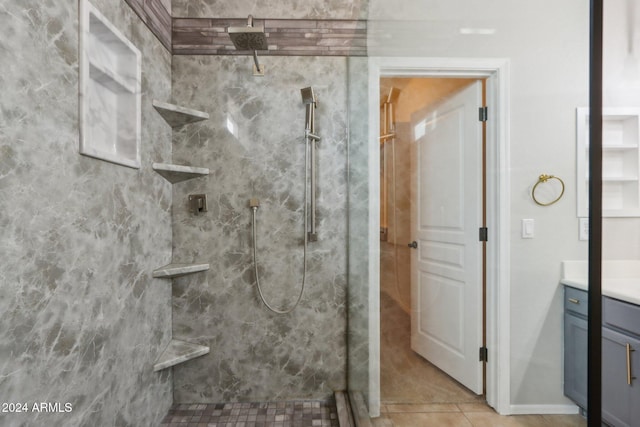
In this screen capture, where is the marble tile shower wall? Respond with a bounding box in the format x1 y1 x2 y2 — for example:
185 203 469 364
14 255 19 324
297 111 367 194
0 1 173 426
170 55 349 402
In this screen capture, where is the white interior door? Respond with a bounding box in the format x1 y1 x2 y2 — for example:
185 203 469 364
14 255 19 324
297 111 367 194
410 80 484 394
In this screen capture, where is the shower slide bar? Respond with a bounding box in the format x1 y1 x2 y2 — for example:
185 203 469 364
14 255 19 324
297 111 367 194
302 87 320 242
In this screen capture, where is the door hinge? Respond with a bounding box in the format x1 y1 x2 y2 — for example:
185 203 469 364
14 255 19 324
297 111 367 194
479 106 488 122
479 227 488 242
479 346 488 362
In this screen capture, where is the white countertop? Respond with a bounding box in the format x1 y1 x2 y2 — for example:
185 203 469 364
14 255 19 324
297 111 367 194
561 260 640 306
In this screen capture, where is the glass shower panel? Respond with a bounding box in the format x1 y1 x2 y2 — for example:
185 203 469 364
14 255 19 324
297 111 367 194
347 56 372 403
600 1 640 425
346 0 591 420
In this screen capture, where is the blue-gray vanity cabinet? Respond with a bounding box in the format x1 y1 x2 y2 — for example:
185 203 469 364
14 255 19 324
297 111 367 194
563 286 589 410
601 297 640 427
563 286 640 425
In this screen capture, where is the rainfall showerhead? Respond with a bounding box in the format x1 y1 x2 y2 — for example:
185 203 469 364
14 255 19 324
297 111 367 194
228 15 268 51
300 87 317 105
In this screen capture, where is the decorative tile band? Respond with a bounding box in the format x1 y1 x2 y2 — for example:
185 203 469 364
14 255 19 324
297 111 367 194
123 2 368 57
172 18 367 56
125 0 172 52
160 401 339 426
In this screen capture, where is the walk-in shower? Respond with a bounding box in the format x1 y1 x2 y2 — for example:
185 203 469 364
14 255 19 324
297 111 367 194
249 87 320 314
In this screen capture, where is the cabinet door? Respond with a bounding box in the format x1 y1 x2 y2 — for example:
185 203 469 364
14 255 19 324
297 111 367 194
564 313 588 409
602 327 640 427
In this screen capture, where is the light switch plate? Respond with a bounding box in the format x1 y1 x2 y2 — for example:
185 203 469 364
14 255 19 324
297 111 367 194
522 219 535 239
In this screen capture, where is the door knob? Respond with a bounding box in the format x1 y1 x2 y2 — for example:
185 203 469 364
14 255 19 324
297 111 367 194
408 241 418 249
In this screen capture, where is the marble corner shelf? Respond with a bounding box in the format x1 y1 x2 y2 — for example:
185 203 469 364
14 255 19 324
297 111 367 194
152 263 209 278
153 339 210 372
152 163 209 183
152 100 209 127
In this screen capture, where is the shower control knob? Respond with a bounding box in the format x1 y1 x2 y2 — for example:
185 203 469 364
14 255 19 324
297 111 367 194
408 241 418 249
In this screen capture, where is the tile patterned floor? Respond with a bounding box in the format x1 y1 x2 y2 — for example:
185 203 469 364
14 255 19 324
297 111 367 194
160 287 588 427
159 401 339 427
380 290 484 405
379 402 586 427
379 290 587 426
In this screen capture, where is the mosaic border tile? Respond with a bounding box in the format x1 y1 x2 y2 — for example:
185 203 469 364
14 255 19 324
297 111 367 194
124 0 172 51
172 18 367 56
124 1 368 56
160 401 340 427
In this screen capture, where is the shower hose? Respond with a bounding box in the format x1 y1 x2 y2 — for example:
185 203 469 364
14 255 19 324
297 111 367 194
249 136 310 314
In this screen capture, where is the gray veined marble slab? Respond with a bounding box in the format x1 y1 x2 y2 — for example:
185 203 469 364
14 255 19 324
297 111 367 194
152 100 209 127
152 163 209 183
153 339 210 371
153 263 210 278
4 0 174 424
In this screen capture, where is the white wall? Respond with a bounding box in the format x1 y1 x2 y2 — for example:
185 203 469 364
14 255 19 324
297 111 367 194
368 0 589 409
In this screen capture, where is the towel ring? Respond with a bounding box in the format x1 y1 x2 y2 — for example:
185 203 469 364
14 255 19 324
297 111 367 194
532 174 565 206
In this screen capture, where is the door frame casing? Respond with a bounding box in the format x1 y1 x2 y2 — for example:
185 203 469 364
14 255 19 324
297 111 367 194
367 56 511 416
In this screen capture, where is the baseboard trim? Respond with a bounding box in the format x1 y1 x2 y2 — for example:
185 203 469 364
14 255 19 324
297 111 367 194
509 404 580 415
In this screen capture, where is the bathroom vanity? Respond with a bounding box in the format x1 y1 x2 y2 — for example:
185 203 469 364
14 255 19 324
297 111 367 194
561 261 640 426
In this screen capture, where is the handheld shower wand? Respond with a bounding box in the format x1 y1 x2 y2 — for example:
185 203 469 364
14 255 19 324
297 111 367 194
301 87 316 132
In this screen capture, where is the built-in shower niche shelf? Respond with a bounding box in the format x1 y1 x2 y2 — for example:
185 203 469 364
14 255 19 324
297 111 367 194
152 163 209 184
153 339 209 372
89 62 136 94
152 263 209 278
79 0 141 169
152 100 209 128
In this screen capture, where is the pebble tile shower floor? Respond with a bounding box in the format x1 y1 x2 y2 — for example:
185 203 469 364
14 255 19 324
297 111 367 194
160 401 339 427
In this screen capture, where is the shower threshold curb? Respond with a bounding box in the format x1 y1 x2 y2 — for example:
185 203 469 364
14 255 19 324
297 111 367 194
348 391 393 427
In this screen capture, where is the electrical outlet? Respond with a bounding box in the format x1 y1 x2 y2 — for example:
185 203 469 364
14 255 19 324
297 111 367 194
579 217 589 241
